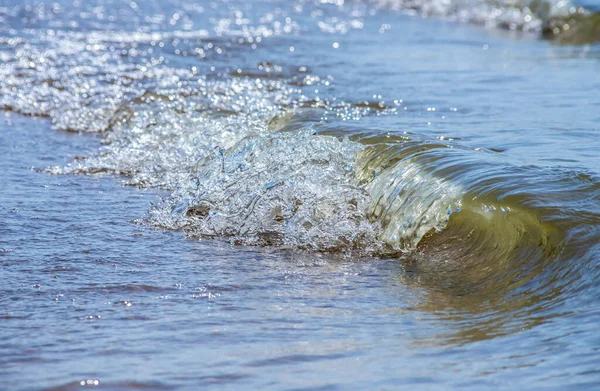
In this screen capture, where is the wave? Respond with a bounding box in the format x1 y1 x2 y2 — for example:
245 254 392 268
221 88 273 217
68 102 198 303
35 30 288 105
82 98 593 270
366 0 600 44
46 90 587 272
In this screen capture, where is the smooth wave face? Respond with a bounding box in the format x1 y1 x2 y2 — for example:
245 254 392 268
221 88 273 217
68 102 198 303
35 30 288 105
1 0 600 343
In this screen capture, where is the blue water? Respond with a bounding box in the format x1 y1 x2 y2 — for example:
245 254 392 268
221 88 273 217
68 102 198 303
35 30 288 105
1 0 600 389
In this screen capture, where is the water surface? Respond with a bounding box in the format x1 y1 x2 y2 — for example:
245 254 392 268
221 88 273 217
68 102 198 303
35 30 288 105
1 0 599 389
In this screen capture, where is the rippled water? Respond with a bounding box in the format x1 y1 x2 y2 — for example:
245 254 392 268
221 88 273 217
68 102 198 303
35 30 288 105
1 0 600 389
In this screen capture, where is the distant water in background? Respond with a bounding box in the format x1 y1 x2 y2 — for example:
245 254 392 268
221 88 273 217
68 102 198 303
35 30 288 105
1 0 599 390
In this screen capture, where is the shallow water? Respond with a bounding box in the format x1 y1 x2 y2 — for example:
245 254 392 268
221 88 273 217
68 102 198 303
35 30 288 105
1 0 600 389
